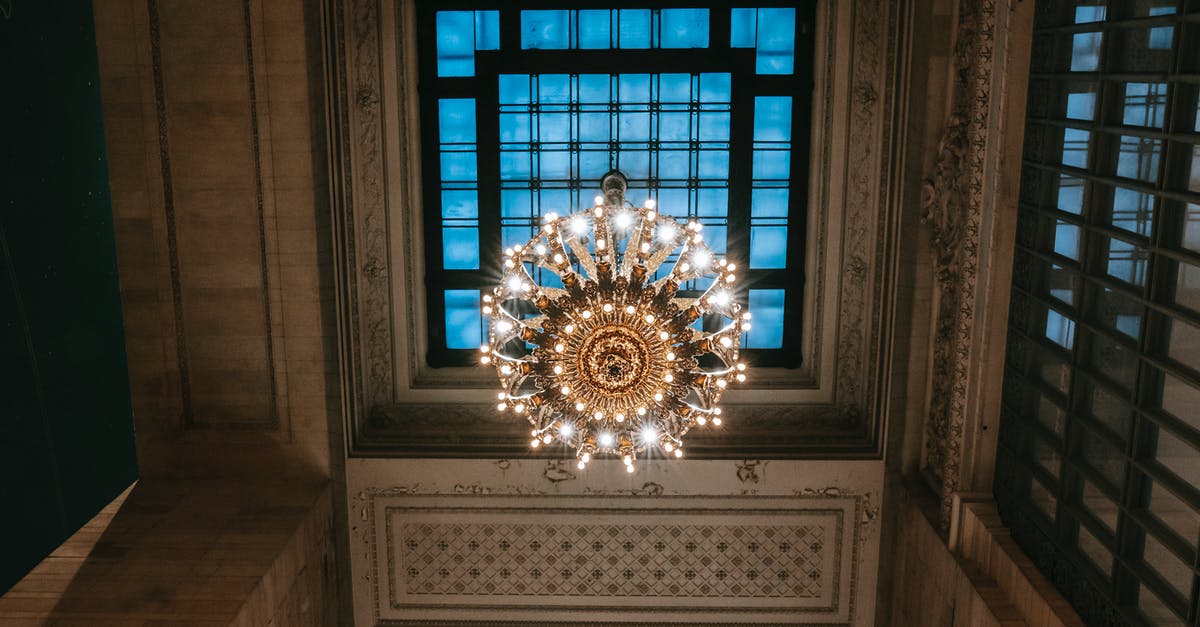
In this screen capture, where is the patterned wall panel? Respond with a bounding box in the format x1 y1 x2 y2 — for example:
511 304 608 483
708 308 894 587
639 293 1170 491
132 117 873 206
363 494 860 624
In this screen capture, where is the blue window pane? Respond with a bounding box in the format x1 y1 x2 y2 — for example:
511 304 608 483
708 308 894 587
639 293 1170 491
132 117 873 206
443 228 479 270
1116 136 1161 182
1054 222 1081 260
522 10 570 49
1066 91 1095 120
658 189 689 218
659 150 690 179
1061 128 1090 168
500 151 531 180
579 74 610 101
699 112 731 141
475 11 499 50
499 75 530 104
756 8 796 74
442 190 478 219
619 74 651 103
540 151 571 179
659 112 691 141
619 112 651 140
619 150 650 179
618 9 651 49
1111 188 1153 236
436 12 475 77
580 150 610 178
746 289 785 348
730 8 756 48
444 290 482 349
698 150 729 179
440 151 477 181
699 73 731 102
501 189 532 218
539 113 570 142
539 74 571 103
540 188 571 213
502 226 533 250
1056 175 1084 214
500 113 530 143
1106 239 1146 285
660 9 709 49
1122 83 1166 128
752 188 789 218
659 74 691 102
438 99 476 143
1149 26 1173 49
754 96 792 141
579 10 611 49
697 188 728 217
753 150 790 179
1075 6 1106 23
1070 32 1102 71
705 225 727 254
750 226 788 269
580 113 610 142
1045 308 1075 350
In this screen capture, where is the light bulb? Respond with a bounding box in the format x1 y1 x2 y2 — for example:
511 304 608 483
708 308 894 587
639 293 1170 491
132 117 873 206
716 378 727 389
482 305 493 314
513 404 525 414
625 464 635 474
674 448 683 458
658 224 676 241
623 455 632 465
497 402 507 411
564 324 575 334
480 345 490 354
666 352 676 361
653 392 664 402
603 303 613 313
507 277 523 292
693 250 710 268
597 239 606 250
725 274 736 283
697 416 707 425
535 244 547 255
645 313 656 323
720 336 733 348
497 320 513 333
577 461 586 470
593 207 604 217
553 365 564 374
663 373 674 383
736 373 746 382
581 310 593 319
500 364 513 375
593 411 603 421
559 424 574 437
624 305 636 315
636 407 647 416
480 355 491 364
581 452 591 462
742 312 752 320
599 433 615 447
531 439 540 448
640 242 651 253
544 212 558 222
712 291 730 306
663 442 674 452
615 212 633 229
555 342 565 353
744 323 752 331
553 253 565 264
713 417 722 426
593 195 604 206
727 263 737 272
571 217 587 234
641 427 657 443
504 259 515 269
736 362 747 371
575 402 586 411
561 386 571 395
615 413 625 423
659 331 669 340
645 199 656 210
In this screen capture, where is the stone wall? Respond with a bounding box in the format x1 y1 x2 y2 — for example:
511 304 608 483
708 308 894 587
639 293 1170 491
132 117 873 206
93 0 337 480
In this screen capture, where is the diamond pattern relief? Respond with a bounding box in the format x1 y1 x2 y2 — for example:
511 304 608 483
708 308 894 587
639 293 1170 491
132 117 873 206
400 523 826 598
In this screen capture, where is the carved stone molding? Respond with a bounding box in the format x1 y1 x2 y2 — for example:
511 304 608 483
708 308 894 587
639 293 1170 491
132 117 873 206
322 0 909 458
919 0 1025 526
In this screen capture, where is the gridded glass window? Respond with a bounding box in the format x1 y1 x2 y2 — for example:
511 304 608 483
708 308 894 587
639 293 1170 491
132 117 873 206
418 2 815 367
999 3 1200 626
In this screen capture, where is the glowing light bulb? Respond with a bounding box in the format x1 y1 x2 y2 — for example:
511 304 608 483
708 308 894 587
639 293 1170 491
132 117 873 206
531 439 540 448
581 310 593 319
571 217 587 234
482 305 493 314
698 416 707 425
725 274 736 283
674 448 683 458
602 303 613 313
623 455 632 465
553 365 564 375
658 224 676 241
555 342 565 353
615 413 625 423
543 434 553 444
497 402 507 411
553 253 565 264
593 411 603 421
593 207 604 217
636 407 647 416
480 345 490 353
513 404 525 414
498 392 507 400
615 212 633 229
623 305 635 315
713 417 722 426
535 244 547 255
480 355 491 364
663 442 674 452
575 402 586 411
560 424 574 437
594 195 604 206
736 373 746 382
577 461 586 470
645 313 656 323
581 452 591 462
564 324 575 334
504 259 515 269
666 351 676 361
720 336 733 348
716 379 727 389
641 427 657 443
500 364 513 375
742 312 752 320
736 362 747 371
596 239 606 250
653 392 664 402
599 433 615 447
659 331 670 340
507 277 523 292
497 320 512 332
663 373 674 383
744 323 752 331
645 199 656 210
693 250 710 268
640 242 651 253
712 291 730 306
544 212 558 222
561 386 570 395
625 464 635 473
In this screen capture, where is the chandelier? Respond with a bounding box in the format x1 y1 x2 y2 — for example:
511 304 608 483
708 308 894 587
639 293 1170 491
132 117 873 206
480 171 749 472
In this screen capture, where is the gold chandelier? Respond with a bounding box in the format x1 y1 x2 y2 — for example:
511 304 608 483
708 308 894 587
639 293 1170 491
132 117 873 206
480 171 749 471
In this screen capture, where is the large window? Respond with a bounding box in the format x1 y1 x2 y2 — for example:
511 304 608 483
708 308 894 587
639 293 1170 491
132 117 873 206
996 2 1200 626
416 2 815 368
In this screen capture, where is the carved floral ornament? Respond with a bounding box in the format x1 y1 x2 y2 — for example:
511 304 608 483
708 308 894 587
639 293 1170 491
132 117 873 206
480 171 749 472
